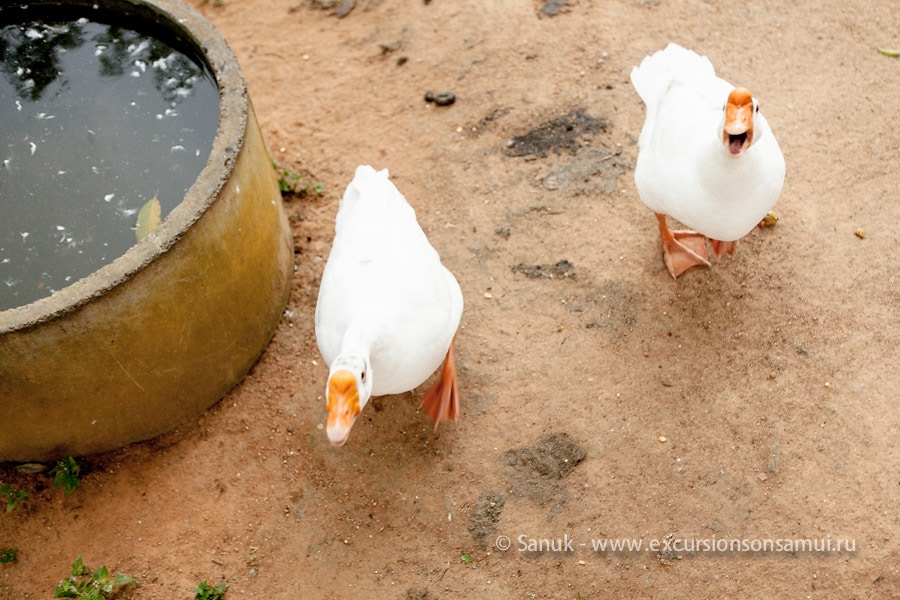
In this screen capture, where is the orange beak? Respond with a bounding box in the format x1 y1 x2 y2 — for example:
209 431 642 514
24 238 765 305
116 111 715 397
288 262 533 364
326 369 361 446
723 87 754 156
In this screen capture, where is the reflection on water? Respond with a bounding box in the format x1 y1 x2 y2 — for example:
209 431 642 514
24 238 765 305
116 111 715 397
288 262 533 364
0 12 219 311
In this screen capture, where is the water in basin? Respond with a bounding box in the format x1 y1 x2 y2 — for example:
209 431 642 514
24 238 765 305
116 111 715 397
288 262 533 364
0 7 219 311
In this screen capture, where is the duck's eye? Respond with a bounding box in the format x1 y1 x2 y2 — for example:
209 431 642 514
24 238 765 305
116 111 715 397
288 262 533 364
360 370 366 383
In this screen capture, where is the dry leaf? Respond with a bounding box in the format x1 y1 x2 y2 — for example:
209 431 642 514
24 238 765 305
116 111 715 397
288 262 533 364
135 195 161 241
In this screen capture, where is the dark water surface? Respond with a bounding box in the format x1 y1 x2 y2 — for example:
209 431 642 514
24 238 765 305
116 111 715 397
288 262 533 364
0 8 219 311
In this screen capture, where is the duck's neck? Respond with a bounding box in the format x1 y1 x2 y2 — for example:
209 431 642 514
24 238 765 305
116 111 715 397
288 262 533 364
340 319 377 357
700 135 758 194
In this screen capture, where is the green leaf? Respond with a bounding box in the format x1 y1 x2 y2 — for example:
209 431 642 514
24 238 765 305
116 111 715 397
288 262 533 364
135 195 162 241
53 578 79 598
51 457 81 495
1 485 28 512
71 556 86 577
0 548 17 564
114 573 136 585
10 489 27 512
193 580 228 599
878 48 900 57
460 552 472 564
93 565 109 581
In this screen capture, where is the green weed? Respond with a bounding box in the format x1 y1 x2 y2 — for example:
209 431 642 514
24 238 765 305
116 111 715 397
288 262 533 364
193 580 228 600
272 160 324 196
53 556 135 599
51 457 80 495
0 484 28 512
0 548 17 564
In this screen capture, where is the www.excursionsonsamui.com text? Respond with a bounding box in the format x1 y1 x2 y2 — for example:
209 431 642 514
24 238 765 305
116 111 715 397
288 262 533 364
494 534 856 554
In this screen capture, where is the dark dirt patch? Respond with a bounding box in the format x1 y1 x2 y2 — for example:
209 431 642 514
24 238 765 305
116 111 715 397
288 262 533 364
543 147 632 195
504 109 608 158
512 259 576 279
468 107 512 137
504 432 585 479
539 0 568 17
468 492 506 548
581 279 647 335
503 432 586 507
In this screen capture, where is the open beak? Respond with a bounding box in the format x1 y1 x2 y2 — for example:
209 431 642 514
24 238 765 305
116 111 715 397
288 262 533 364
722 87 754 157
326 369 361 447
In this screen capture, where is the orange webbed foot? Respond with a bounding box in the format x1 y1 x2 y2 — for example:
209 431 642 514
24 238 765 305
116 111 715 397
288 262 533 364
662 235 711 278
420 338 459 430
655 213 710 278
710 239 737 258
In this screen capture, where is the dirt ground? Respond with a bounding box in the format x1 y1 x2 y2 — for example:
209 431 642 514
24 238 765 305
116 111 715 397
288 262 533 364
2 0 898 598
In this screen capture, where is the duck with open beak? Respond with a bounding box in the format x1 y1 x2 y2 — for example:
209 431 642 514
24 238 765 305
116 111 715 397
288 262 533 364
631 44 785 278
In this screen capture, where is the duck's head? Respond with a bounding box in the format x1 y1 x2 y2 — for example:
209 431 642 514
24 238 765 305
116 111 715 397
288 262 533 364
721 87 758 157
325 353 372 447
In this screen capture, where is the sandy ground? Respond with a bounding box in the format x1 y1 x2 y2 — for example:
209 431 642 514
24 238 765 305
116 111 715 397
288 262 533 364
2 0 899 598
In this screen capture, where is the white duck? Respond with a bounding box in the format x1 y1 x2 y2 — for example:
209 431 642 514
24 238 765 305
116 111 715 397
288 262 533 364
631 43 786 277
314 165 464 446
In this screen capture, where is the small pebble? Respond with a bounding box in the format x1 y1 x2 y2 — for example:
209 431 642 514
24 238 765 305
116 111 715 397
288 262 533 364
435 92 456 106
424 91 456 106
854 228 866 239
657 435 667 443
483 292 493 299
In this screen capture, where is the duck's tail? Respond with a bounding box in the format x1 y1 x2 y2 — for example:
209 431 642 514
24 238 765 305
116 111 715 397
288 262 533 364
338 165 389 214
630 43 715 108
335 165 420 237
